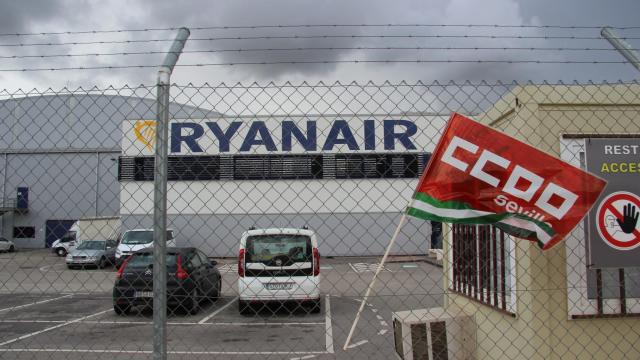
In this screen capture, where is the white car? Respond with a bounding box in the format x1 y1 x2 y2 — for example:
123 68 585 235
115 229 176 267
0 237 15 252
51 233 77 257
237 227 321 315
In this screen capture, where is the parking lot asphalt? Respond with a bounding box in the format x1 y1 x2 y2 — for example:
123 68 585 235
0 250 443 359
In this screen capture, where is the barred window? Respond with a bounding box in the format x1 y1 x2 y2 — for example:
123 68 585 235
168 156 220 181
450 224 516 314
119 153 428 181
118 156 154 181
233 155 323 180
119 156 221 181
334 153 426 179
13 226 35 238
134 157 155 181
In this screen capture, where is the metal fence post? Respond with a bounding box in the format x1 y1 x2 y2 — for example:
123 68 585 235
153 27 190 360
601 26 640 72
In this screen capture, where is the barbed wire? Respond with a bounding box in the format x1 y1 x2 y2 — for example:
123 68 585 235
2 34 640 48
0 59 632 72
6 80 636 96
1 23 639 37
1 46 635 60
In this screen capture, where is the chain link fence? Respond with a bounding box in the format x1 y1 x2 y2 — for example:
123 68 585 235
0 81 638 359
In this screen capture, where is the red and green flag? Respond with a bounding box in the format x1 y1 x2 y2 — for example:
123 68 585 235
408 113 606 250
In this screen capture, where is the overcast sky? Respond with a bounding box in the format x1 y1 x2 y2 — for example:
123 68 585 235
0 0 639 92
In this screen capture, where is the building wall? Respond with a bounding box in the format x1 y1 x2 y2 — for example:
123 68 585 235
122 212 432 257
0 94 215 247
444 84 640 360
1 151 119 248
120 177 433 257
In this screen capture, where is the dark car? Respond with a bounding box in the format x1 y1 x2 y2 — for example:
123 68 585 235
112 247 222 315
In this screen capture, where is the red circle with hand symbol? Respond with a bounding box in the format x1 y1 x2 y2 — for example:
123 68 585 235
596 191 640 251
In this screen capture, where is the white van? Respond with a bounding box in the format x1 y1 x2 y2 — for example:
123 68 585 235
115 229 176 267
237 227 321 315
51 222 79 256
52 217 121 257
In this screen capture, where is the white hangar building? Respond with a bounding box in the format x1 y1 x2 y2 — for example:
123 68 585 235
0 92 444 256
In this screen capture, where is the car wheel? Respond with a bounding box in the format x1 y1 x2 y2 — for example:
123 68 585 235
188 288 200 315
213 278 221 301
9 246 15 253
98 257 107 269
309 299 321 314
114 303 131 315
55 248 67 257
208 278 221 302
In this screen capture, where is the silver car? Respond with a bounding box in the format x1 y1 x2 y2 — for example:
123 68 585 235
66 239 117 269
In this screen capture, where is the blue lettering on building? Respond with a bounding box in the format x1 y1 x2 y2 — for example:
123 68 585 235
239 121 277 152
322 120 359 151
206 122 242 152
171 122 204 153
282 121 317 151
364 120 375 150
384 120 417 150
169 119 419 153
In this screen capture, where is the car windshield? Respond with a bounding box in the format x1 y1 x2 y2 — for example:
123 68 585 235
76 240 105 250
246 235 312 264
121 230 172 245
61 231 76 242
121 231 153 245
126 253 178 270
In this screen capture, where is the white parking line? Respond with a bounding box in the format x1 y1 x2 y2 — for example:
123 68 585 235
0 320 66 323
1 349 327 355
325 294 334 354
0 308 110 347
349 263 392 273
0 319 325 326
378 329 388 336
346 339 369 349
205 322 324 326
216 264 235 273
291 355 317 360
0 294 72 313
401 263 418 268
197 296 238 324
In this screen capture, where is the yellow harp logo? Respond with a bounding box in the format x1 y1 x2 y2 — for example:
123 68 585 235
134 120 156 150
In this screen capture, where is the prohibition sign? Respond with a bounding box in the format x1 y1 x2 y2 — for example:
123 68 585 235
596 191 640 251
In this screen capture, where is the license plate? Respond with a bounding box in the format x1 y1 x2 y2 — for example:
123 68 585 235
264 283 294 291
134 291 153 298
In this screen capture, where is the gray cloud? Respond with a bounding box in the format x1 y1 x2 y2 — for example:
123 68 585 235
0 0 638 91
0 0 67 34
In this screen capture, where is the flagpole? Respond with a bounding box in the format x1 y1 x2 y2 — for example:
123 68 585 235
343 200 413 350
